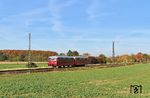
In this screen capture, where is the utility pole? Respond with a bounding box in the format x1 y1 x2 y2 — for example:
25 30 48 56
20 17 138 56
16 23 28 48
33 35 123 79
112 41 115 64
28 33 31 67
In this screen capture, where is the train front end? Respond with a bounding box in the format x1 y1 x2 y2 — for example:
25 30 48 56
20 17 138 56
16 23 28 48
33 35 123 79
48 56 58 67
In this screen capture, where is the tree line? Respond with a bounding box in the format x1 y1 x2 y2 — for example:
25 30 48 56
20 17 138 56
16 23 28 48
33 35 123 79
0 50 150 64
59 50 150 64
0 50 57 62
86 52 150 64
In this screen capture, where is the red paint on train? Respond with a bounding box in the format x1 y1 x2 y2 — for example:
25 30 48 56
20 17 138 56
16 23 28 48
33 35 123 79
48 56 87 67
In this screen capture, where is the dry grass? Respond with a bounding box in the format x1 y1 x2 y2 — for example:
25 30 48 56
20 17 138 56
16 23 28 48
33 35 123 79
0 62 47 64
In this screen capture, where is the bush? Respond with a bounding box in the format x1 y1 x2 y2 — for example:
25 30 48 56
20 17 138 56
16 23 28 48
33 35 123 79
26 62 38 68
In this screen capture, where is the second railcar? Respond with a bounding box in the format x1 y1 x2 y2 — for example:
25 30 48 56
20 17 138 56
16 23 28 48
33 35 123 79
74 56 88 66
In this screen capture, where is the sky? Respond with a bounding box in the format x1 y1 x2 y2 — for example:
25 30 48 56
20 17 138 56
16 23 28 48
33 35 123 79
0 0 150 56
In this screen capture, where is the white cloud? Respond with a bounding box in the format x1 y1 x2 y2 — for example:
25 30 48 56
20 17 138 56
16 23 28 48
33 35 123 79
48 0 77 33
0 7 51 45
86 0 116 22
0 7 48 26
87 0 100 21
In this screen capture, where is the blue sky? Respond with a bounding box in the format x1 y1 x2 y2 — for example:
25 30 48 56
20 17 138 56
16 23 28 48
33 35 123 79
0 0 149 56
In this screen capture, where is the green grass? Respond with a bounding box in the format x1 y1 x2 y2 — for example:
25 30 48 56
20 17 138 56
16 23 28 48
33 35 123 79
0 63 150 98
0 63 48 70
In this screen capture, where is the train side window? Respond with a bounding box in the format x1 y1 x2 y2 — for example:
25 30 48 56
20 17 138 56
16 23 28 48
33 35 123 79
61 58 65 61
60 58 63 60
64 58 66 61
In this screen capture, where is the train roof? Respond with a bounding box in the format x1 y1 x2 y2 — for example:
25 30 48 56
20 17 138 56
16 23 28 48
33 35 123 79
48 56 87 59
73 56 87 58
48 56 73 59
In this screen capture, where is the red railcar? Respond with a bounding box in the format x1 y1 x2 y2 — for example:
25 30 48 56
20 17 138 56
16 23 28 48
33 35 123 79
48 56 87 67
74 56 87 66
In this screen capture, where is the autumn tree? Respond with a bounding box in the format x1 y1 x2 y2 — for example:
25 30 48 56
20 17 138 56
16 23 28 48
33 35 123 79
67 50 73 56
82 53 90 57
67 50 79 56
19 54 26 61
88 56 98 64
59 53 66 56
0 53 8 61
116 55 132 64
143 54 149 63
107 57 113 64
97 54 107 64
134 52 143 63
72 51 79 56
0 50 57 62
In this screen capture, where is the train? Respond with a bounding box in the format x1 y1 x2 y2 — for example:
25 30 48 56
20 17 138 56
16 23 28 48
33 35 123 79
48 56 88 67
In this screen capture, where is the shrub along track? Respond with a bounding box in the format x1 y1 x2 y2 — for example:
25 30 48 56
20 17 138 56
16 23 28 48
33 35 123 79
0 64 132 75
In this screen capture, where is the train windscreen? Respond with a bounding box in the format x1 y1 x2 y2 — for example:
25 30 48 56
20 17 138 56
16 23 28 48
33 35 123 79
49 58 57 61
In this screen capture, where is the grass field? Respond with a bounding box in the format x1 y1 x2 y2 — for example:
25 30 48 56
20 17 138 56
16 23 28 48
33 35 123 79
0 63 150 98
0 62 47 70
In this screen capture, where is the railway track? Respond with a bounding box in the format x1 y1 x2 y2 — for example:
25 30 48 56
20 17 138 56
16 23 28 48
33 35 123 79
0 64 126 75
